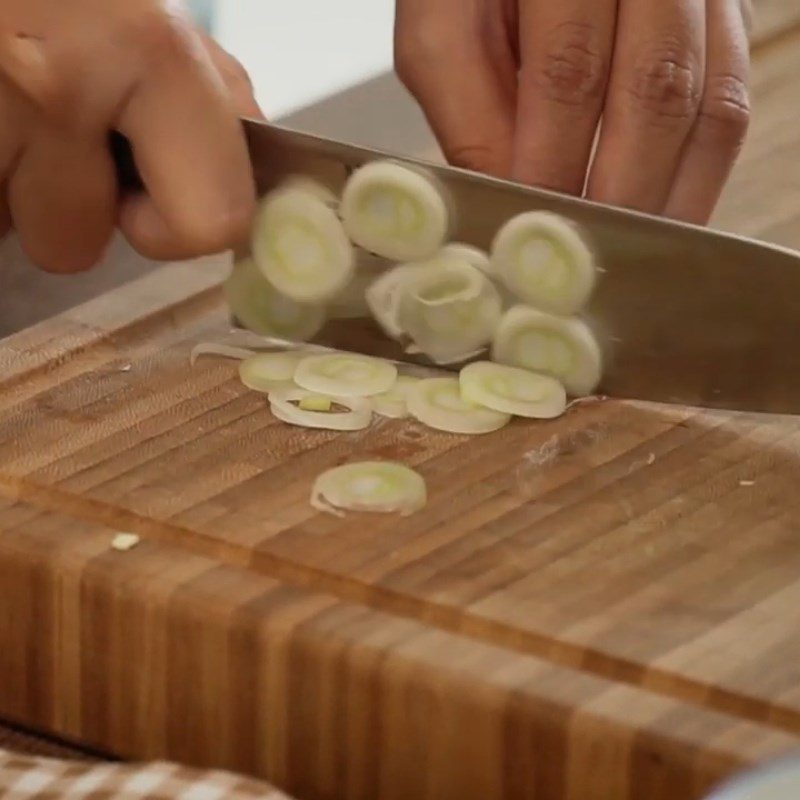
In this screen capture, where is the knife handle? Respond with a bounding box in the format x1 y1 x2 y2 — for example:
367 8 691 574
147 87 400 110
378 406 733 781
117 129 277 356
109 131 145 193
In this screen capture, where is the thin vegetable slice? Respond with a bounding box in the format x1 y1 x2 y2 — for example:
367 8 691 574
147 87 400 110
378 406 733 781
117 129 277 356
298 395 333 412
491 306 602 396
407 377 511 434
460 361 567 419
190 343 256 366
225 257 326 341
365 263 426 339
269 386 372 431
294 353 398 397
372 375 421 419
279 175 339 208
398 256 502 361
239 351 305 393
311 461 427 517
252 185 355 302
440 243 492 275
491 211 596 314
341 160 450 261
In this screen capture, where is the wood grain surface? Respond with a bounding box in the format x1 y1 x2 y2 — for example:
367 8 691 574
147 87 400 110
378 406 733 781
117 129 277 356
1 2 800 797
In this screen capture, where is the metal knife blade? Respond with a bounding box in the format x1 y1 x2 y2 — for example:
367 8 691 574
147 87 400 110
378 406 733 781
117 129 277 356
113 120 800 415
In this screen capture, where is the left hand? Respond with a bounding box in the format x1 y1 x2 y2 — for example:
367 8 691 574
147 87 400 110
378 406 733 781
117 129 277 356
395 0 752 224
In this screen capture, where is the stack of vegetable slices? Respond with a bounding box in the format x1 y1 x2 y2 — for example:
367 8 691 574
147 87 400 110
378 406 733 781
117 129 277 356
198 157 605 517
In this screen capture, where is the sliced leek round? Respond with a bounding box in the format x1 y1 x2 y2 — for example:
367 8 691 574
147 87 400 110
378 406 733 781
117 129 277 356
459 361 567 419
269 386 372 431
294 353 398 397
365 263 426 339
440 243 492 276
311 461 427 517
224 257 326 342
239 351 305 393
398 256 502 362
407 377 510 434
372 375 421 419
341 160 450 261
297 395 333 412
491 306 602 396
252 185 355 303
491 211 596 315
279 175 339 208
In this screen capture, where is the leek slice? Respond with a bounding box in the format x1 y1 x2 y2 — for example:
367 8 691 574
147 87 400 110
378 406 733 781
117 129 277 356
398 256 502 362
269 386 372 431
238 351 305 393
491 211 596 314
311 461 427 517
459 361 567 419
341 160 450 261
224 257 326 341
294 353 398 397
407 377 510 434
365 263 426 339
491 306 602 396
372 375 421 419
252 185 354 302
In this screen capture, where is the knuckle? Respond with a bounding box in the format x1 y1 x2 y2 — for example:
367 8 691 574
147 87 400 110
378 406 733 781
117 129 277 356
696 74 751 148
394 18 449 91
126 8 194 65
214 51 254 93
180 201 254 256
626 41 701 126
526 21 608 107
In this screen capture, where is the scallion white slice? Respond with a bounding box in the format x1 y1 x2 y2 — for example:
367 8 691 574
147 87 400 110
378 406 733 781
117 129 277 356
279 175 339 208
294 353 398 397
440 243 492 275
365 263 426 339
398 256 502 362
269 386 372 431
407 377 511 434
372 375 421 419
252 185 355 303
298 395 333 412
239 351 305 393
491 211 596 314
311 461 427 517
459 361 567 419
341 161 450 261
224 257 326 341
491 306 602 396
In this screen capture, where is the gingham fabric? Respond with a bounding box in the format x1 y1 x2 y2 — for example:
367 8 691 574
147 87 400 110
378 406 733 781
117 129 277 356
0 749 291 799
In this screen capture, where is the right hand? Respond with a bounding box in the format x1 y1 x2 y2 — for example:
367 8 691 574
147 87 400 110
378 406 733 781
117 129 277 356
0 0 263 273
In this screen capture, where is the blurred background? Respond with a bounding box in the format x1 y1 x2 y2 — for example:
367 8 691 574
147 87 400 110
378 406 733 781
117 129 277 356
194 0 395 118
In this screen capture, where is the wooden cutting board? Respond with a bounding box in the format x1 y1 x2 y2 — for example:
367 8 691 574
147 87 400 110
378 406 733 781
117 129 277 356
2 6 800 800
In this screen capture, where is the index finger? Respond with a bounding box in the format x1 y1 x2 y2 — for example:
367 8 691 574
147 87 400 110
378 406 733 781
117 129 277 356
117 20 255 259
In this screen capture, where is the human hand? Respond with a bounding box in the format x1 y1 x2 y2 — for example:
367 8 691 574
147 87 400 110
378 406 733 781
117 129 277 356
395 0 751 224
0 0 262 272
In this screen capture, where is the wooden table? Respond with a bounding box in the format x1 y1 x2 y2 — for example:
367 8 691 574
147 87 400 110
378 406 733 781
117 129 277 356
1 4 800 798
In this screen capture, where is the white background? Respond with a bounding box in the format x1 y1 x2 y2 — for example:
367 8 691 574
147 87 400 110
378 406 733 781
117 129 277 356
216 1 396 118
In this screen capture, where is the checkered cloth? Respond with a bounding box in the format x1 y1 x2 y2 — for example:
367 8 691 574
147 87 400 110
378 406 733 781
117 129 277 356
0 749 291 799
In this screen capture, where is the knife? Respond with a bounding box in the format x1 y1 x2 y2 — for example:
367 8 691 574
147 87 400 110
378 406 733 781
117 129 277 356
112 119 800 416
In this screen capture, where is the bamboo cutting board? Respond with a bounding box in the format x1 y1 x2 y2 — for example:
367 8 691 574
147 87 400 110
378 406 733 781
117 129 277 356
2 6 800 799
